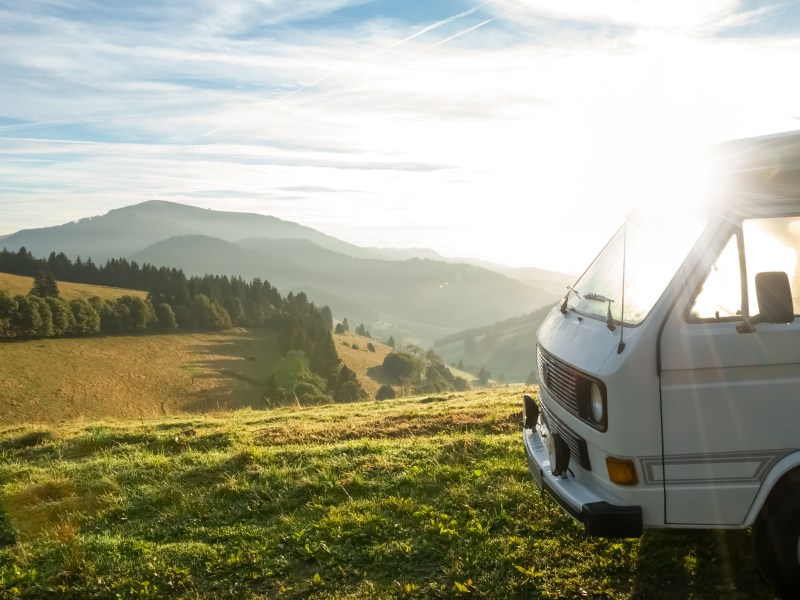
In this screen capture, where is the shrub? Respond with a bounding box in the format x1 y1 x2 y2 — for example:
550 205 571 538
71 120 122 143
382 352 422 383
376 385 396 401
155 303 178 330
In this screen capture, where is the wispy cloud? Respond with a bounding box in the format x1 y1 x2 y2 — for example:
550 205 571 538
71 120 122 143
1 1 799 271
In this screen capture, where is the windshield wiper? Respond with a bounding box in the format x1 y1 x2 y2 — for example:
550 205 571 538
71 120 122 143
583 292 617 332
560 286 580 314
583 292 614 303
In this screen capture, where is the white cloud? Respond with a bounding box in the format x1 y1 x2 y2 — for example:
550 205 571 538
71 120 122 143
1 1 799 272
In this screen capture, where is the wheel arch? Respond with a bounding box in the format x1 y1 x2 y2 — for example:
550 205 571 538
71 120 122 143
745 451 800 527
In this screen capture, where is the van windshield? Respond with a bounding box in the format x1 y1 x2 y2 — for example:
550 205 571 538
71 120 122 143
566 211 709 326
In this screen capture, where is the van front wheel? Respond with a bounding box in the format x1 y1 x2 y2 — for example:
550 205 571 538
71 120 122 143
753 488 800 599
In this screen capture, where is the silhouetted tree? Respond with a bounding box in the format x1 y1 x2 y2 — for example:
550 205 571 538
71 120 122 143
319 306 333 332
387 336 395 348
331 365 367 403
156 303 178 330
382 352 422 383
45 296 74 336
69 298 101 335
376 385 396 401
0 291 14 337
30 270 59 298
453 377 470 391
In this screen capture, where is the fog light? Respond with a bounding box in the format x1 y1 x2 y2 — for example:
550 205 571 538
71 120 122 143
606 457 638 486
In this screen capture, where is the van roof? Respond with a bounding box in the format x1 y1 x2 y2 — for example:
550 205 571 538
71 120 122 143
716 130 800 208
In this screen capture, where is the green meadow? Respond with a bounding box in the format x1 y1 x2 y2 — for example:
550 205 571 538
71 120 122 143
0 388 776 599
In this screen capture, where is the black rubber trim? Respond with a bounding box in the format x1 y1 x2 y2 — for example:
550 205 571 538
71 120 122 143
581 501 643 538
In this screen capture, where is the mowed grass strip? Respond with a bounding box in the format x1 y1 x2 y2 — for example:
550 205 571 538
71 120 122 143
0 328 281 424
0 388 777 599
0 272 148 302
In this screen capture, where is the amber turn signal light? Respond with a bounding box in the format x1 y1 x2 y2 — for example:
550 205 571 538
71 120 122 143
606 457 638 486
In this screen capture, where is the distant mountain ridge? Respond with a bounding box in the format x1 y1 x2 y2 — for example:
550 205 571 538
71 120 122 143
1 200 370 262
1 200 571 344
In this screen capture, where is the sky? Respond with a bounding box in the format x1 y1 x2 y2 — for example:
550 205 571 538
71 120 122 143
1 1 799 273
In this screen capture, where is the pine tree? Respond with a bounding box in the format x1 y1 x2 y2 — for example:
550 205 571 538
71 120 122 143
30 270 59 298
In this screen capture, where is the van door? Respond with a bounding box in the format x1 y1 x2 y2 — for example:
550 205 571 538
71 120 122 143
659 216 800 525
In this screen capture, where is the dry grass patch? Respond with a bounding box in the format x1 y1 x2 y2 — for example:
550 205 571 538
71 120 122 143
0 272 147 301
334 331 393 398
253 390 523 445
0 328 282 424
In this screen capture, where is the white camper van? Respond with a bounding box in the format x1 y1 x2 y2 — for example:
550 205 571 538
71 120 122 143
523 130 800 597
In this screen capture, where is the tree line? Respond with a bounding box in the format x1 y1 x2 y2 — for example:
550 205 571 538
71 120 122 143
0 247 365 405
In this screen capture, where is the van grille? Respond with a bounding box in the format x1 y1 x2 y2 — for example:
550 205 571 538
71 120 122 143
537 344 580 416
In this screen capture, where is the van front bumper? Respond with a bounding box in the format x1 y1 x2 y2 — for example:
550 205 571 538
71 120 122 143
523 416 642 538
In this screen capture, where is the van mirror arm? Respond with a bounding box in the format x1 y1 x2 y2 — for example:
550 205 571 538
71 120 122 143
736 316 757 334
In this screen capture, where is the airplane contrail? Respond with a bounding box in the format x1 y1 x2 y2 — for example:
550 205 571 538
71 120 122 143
430 1 533 49
202 0 504 137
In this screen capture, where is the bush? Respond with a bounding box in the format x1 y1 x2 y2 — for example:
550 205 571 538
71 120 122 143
367 343 376 352
69 298 101 335
156 303 178 330
376 385 396 401
382 352 422 383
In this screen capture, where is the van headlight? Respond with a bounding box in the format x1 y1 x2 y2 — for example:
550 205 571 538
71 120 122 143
590 382 604 423
577 377 607 431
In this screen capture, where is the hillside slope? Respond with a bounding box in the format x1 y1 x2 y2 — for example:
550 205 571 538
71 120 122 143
0 272 147 302
0 328 281 424
433 303 557 383
0 389 775 599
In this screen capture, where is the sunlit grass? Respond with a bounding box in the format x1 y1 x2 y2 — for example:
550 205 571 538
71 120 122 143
0 388 776 598
0 272 147 302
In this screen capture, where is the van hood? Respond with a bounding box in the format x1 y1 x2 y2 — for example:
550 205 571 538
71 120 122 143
535 307 620 376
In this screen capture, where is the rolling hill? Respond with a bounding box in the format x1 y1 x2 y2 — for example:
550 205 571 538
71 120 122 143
1 200 570 344
130 234 556 342
433 303 558 383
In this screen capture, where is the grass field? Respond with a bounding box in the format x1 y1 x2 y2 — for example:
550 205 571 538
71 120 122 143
0 272 147 302
0 328 282 424
0 388 777 599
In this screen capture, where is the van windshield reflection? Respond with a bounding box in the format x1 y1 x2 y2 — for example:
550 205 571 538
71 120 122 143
566 211 708 326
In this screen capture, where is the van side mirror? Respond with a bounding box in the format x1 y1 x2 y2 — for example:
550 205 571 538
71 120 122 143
755 271 795 324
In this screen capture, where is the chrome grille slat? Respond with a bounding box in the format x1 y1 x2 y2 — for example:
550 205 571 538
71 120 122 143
538 344 580 416
537 344 592 470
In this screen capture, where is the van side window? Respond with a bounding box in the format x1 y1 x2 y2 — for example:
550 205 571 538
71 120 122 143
743 217 800 316
689 234 742 321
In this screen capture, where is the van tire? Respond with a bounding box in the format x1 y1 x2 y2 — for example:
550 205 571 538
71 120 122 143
753 486 800 599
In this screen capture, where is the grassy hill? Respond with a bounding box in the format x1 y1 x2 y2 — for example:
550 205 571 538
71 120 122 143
333 331 393 398
0 388 776 598
0 272 147 302
0 328 282 424
434 304 556 383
